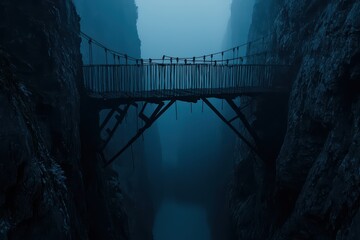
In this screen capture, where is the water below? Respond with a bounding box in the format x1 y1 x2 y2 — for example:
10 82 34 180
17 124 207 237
153 199 211 240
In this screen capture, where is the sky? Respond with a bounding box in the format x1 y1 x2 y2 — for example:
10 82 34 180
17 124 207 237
135 0 232 58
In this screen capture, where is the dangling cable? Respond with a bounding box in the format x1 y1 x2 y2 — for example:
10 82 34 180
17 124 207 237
175 101 178 120
131 144 135 171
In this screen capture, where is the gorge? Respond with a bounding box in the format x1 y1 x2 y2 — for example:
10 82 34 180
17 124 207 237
0 0 359 240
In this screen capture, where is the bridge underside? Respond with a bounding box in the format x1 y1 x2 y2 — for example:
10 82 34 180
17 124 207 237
88 87 288 107
95 91 289 167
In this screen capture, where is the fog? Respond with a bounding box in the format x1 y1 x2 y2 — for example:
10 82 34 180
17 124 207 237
136 0 231 58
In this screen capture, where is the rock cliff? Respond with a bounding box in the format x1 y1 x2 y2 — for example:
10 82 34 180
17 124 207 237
0 1 130 239
230 0 360 239
0 0 86 239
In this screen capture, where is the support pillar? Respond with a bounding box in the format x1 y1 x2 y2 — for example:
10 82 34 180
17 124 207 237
79 95 116 240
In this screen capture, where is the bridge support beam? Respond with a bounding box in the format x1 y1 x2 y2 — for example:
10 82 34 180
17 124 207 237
104 100 175 167
100 104 131 151
98 97 270 166
202 97 265 161
79 96 117 239
225 98 263 149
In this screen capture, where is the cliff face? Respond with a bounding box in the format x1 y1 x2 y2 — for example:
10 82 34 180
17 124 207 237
230 0 360 239
0 1 132 240
75 0 141 61
224 0 255 52
0 0 85 239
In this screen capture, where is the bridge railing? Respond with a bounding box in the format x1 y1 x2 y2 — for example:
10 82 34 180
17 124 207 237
83 64 290 94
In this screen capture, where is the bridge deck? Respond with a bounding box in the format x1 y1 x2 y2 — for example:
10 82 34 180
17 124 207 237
86 87 289 104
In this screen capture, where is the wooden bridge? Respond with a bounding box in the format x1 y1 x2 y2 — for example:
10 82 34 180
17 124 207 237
83 63 290 104
80 32 293 166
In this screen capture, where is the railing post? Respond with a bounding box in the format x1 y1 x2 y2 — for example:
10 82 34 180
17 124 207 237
233 48 235 64
163 64 166 90
88 39 93 65
149 59 152 91
170 60 173 90
236 47 240 64
105 48 108 65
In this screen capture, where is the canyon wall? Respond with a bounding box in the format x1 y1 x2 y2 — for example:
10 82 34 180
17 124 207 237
0 0 87 239
230 0 360 239
224 0 255 53
0 1 132 239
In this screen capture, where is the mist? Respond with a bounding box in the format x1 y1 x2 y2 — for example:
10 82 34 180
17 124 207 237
136 0 231 58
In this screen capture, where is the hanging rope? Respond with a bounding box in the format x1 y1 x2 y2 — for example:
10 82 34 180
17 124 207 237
131 144 135 171
175 101 178 120
80 31 274 65
163 33 274 62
